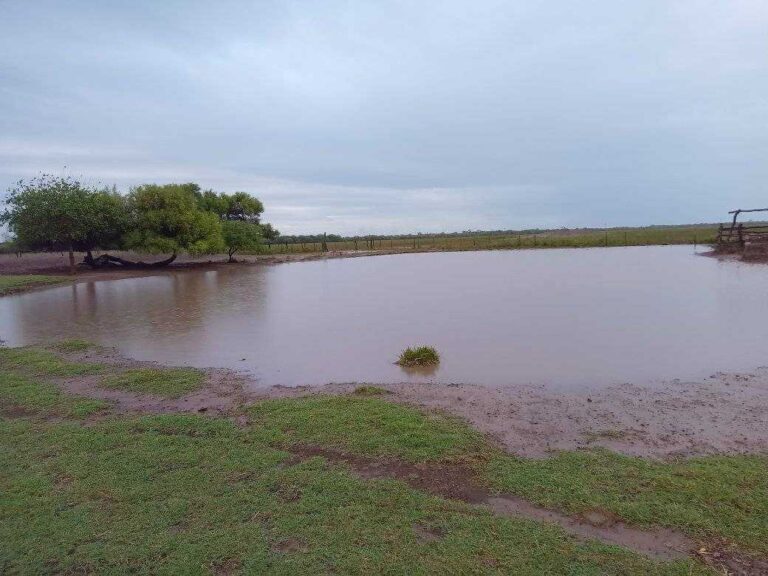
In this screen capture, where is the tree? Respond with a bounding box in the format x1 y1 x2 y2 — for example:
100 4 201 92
1 175 128 274
222 220 262 262
260 222 280 240
122 184 224 260
197 190 264 222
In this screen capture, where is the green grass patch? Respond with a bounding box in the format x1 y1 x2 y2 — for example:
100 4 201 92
250 396 486 463
0 347 103 377
100 368 204 398
396 346 440 367
0 412 707 575
0 371 108 419
487 450 768 555
51 339 98 353
251 396 768 556
0 274 66 296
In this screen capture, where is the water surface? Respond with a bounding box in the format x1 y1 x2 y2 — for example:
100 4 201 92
3 246 768 389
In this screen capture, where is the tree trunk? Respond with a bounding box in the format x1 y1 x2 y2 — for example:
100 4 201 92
228 248 236 263
68 245 76 275
82 253 177 269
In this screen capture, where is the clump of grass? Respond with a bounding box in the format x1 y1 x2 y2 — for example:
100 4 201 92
396 346 440 367
353 385 387 396
52 339 97 353
100 368 204 398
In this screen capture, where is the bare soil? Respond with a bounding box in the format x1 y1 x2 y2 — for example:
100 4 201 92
0 249 398 279
267 370 768 460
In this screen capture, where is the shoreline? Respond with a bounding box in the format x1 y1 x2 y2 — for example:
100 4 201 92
54 343 768 461
1 243 717 296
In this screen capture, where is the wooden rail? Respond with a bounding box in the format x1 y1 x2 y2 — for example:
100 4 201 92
717 209 768 248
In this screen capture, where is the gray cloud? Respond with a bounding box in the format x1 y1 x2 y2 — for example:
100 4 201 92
1 0 766 234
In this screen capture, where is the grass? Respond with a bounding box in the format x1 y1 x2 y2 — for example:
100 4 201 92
396 346 440 368
1 389 705 575
2 345 765 573
0 371 108 419
0 274 66 296
251 395 768 557
52 339 99 353
251 224 718 255
250 396 482 463
0 347 104 377
100 368 205 398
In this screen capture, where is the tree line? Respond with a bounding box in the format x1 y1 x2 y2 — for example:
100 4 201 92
1 175 279 274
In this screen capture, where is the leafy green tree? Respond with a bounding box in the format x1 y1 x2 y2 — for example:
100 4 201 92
197 190 264 222
124 184 224 257
1 175 128 274
260 222 280 240
222 220 262 262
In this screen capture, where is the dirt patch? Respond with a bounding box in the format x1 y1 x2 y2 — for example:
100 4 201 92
0 403 37 419
274 367 768 459
286 445 694 561
0 250 398 282
210 558 242 576
412 523 445 543
271 538 309 554
289 445 487 503
695 540 768 576
51 346 257 416
488 496 691 561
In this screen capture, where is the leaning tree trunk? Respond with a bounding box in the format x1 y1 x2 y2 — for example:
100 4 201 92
82 253 177 269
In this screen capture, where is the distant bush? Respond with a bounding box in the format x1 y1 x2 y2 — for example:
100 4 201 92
396 346 440 367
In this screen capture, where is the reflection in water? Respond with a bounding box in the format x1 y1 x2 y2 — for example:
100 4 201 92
3 246 768 390
398 364 439 378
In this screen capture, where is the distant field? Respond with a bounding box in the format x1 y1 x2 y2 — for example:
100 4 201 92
258 225 719 254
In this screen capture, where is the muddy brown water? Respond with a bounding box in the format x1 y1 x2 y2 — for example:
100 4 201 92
3 246 768 390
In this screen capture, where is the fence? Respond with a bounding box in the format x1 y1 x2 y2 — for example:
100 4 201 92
716 209 768 250
259 226 717 255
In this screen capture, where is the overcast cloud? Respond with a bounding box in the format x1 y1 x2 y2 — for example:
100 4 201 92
1 0 766 235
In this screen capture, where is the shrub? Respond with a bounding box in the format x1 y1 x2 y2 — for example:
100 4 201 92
396 346 440 367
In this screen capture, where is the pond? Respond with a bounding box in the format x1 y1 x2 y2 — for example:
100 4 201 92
3 246 768 389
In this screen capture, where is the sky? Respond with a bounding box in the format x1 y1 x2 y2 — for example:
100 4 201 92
1 0 766 236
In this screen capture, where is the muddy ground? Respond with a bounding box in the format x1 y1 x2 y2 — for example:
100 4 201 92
0 249 409 278
41 345 768 573
66 345 768 460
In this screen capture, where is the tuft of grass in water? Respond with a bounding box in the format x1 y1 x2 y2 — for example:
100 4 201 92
0 347 104 377
100 368 205 398
51 339 98 353
396 346 440 367
0 274 66 296
352 385 387 396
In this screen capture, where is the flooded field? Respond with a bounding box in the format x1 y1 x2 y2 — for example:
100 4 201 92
2 246 768 389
